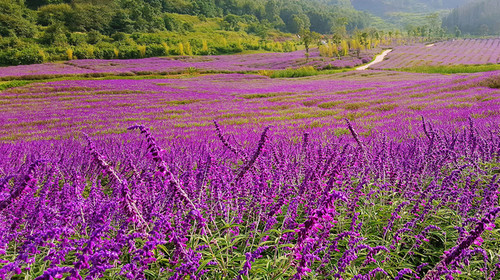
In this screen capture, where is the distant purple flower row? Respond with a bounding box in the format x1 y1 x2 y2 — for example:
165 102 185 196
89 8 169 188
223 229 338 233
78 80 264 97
374 38 500 69
0 49 377 78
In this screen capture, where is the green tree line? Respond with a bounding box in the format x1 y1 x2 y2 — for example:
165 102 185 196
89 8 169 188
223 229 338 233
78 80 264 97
0 0 371 66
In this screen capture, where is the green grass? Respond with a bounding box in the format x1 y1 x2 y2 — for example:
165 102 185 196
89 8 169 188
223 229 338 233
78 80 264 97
318 100 344 109
343 102 370 110
264 66 353 79
240 92 296 99
395 64 500 74
0 80 31 91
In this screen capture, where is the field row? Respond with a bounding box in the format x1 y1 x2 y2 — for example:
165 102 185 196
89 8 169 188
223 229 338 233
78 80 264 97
1 70 499 141
374 39 500 69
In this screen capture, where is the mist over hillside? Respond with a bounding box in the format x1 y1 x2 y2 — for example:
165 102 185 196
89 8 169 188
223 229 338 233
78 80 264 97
350 0 471 29
443 0 500 35
351 0 469 15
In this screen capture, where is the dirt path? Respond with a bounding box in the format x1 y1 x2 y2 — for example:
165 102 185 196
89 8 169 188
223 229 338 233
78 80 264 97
356 49 392 70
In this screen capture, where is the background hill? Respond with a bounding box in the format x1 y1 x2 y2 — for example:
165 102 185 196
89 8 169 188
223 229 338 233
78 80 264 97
0 0 374 65
351 0 469 15
350 0 470 29
442 0 500 36
3 0 368 37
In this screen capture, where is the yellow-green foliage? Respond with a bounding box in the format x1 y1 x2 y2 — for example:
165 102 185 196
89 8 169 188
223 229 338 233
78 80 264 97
350 39 359 50
373 103 398 111
178 43 185 56
366 39 372 49
319 45 328 57
283 41 294 52
162 42 170 55
202 40 208 53
331 43 338 57
184 42 193 56
66 48 73 60
270 66 317 78
340 40 349 56
319 42 338 58
258 70 274 77
39 50 47 62
137 45 146 57
0 11 300 67
318 100 343 109
344 102 370 110
446 103 473 109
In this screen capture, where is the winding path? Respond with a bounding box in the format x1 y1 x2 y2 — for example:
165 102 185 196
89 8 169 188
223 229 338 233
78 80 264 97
356 49 392 70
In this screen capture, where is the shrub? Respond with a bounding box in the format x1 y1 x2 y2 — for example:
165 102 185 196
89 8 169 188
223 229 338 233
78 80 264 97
146 44 167 57
68 32 87 46
39 23 68 46
118 45 140 59
184 42 193 56
73 44 95 59
178 42 185 56
0 47 45 65
66 48 73 60
137 45 146 58
270 66 318 78
200 39 209 55
87 30 103 44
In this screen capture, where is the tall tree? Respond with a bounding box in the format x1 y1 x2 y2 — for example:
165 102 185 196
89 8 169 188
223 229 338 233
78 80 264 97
0 0 36 37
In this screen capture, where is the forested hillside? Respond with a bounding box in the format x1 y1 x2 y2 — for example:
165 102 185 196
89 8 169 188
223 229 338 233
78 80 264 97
0 0 373 66
19 0 368 34
351 0 468 15
350 0 470 29
442 0 500 36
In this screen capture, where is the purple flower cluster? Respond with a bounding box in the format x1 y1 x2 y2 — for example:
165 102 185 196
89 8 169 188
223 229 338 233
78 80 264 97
0 117 498 278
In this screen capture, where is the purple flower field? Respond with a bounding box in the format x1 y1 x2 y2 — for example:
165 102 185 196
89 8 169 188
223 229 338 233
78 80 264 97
373 39 500 69
0 50 377 80
0 46 500 280
1 70 499 141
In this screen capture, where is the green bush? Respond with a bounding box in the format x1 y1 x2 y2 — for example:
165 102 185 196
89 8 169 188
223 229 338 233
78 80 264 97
87 30 103 44
118 45 140 59
133 33 164 44
73 44 96 59
146 44 167 57
270 66 318 78
92 47 116 59
214 42 243 54
0 80 31 90
68 32 87 46
39 23 68 46
0 47 45 66
43 46 67 61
